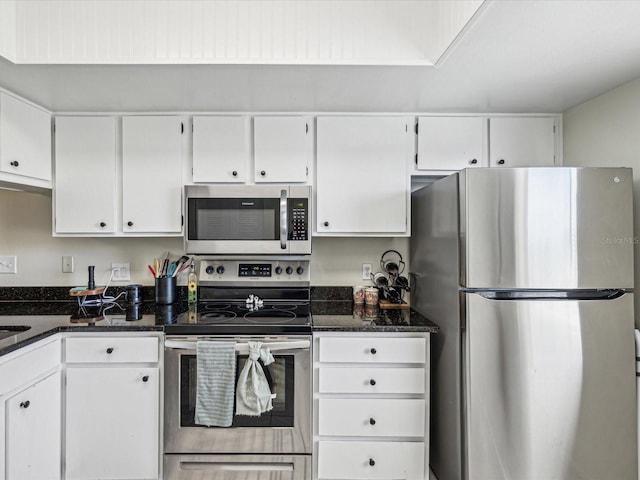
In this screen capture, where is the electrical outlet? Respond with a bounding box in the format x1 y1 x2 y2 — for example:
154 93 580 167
62 255 74 273
112 262 131 281
0 256 17 274
362 263 372 280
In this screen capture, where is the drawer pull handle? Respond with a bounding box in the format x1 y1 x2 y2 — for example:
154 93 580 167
369 379 376 386
20 400 30 409
369 458 375 467
106 347 114 354
10 160 19 167
142 375 149 382
370 348 377 355
369 417 376 425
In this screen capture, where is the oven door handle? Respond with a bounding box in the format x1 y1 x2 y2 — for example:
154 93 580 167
280 188 288 250
164 339 310 352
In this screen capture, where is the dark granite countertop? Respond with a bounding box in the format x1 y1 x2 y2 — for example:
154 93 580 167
0 285 439 356
311 300 439 333
0 301 185 356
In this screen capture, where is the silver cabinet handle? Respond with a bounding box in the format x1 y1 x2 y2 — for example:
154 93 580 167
181 461 293 472
280 189 288 250
165 339 310 352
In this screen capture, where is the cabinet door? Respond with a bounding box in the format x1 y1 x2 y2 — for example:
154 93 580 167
193 116 250 183
489 117 556 167
316 116 410 234
417 116 486 170
5 371 61 480
0 93 52 181
122 116 183 234
54 117 117 233
254 116 311 183
66 367 159 480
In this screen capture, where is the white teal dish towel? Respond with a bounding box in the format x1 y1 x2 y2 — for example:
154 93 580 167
195 340 237 427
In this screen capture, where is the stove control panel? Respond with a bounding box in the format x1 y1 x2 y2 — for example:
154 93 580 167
198 259 310 284
239 263 271 277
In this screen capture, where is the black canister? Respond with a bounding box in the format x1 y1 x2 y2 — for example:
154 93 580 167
126 284 143 304
155 277 177 305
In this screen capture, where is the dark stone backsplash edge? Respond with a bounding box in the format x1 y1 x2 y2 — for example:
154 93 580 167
0 286 188 303
1 286 349 302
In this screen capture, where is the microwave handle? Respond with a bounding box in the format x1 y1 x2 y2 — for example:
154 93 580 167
280 189 288 249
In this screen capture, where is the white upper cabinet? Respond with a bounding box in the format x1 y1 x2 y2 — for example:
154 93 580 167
122 116 184 234
192 116 250 183
417 116 486 170
0 92 52 186
254 116 312 183
316 116 411 235
489 117 556 167
54 116 117 234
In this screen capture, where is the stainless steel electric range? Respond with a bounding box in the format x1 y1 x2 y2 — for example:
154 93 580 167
164 258 312 480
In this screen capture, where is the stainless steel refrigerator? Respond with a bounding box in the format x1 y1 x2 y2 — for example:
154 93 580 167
410 167 637 480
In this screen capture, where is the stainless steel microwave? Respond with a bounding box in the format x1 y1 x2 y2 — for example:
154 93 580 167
185 185 311 255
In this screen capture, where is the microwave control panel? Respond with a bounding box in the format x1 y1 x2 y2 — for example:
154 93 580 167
288 198 308 241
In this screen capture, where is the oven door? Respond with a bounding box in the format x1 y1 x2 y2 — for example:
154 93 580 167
164 335 311 455
184 185 311 255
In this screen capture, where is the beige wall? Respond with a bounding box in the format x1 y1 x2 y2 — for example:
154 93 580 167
0 189 407 288
563 77 640 322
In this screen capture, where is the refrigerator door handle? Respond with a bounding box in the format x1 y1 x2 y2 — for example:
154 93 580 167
470 289 627 301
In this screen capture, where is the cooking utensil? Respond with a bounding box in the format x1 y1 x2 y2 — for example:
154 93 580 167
371 272 388 287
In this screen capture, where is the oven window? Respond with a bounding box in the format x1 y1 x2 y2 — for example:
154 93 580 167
180 354 295 428
189 198 279 241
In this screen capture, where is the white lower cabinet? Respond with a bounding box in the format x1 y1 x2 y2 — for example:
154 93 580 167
6 371 61 480
318 441 425 480
64 335 161 480
0 337 62 480
313 332 430 480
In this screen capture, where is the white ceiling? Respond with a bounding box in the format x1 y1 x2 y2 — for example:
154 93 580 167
1 0 640 113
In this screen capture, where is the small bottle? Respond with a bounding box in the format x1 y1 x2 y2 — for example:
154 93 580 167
187 263 198 305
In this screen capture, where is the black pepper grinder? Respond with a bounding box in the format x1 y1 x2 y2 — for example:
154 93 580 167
88 265 95 290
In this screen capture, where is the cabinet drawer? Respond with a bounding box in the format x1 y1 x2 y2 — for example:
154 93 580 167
317 441 425 479
319 367 425 394
318 399 425 437
66 337 159 363
318 337 426 363
0 339 61 394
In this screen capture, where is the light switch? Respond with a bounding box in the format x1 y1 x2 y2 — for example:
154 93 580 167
62 255 74 273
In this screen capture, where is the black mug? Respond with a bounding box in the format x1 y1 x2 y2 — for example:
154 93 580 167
126 284 143 304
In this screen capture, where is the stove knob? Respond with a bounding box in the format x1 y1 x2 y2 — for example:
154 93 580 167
286 266 293 275
205 266 214 275
296 266 304 275
275 266 283 275
216 265 225 275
